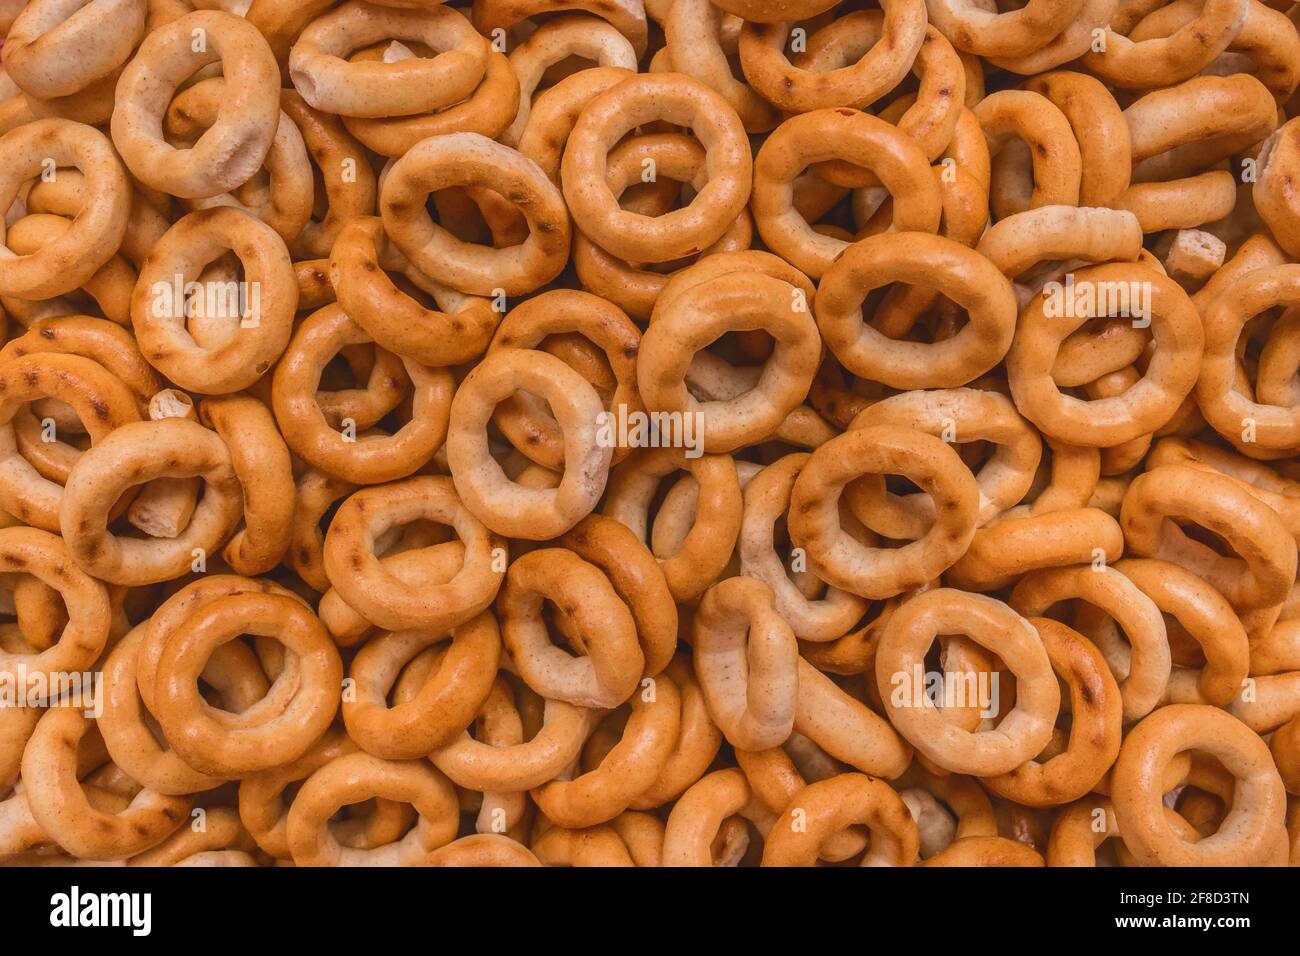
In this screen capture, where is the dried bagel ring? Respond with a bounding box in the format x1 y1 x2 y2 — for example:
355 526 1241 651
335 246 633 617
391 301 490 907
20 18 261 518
328 217 498 368
339 47 521 159
197 393 295 577
738 0 927 112
693 577 798 751
4 0 146 100
58 417 244 586
1121 464 1297 611
271 303 453 485
239 729 416 860
761 773 920 866
1082 0 1250 89
602 448 742 604
752 108 942 278
926 0 1086 58
816 232 1018 390
20 705 191 860
342 612 501 760
531 671 680 827
737 453 867 643
1111 704 1285 866
289 1 488 118
1008 263 1204 447
131 207 297 394
1010 564 1171 721
286 752 459 866
788 424 979 599
430 677 592 793
503 13 638 144
152 591 342 776
489 288 642 469
322 475 504 634
639 272 820 453
875 589 1060 776
0 526 111 686
0 118 129 299
163 78 315 246
381 132 570 296
982 617 1123 807
561 73 751 264
111 10 281 198
845 387 1042 537
1198 264 1300 449
0 351 142 532
498 547 644 709
446 348 610 540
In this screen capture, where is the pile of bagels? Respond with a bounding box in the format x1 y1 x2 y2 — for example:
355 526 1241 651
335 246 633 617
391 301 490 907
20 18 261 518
0 0 1298 867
